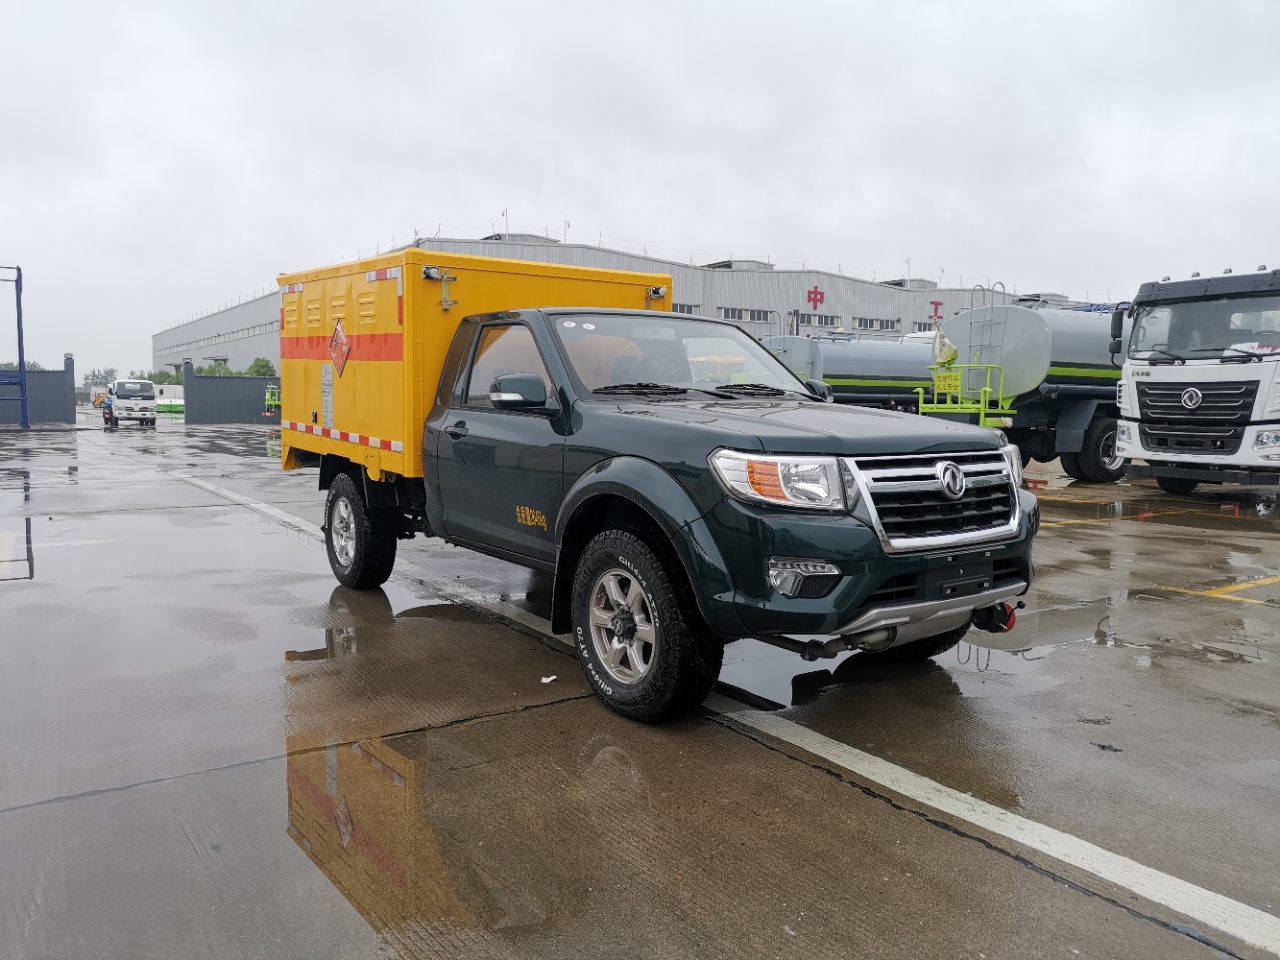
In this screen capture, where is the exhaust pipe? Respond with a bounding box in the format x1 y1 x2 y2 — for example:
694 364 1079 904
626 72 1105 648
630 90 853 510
758 628 897 661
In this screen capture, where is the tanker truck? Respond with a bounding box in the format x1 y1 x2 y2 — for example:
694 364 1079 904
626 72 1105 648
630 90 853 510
1111 268 1280 494
772 303 1130 483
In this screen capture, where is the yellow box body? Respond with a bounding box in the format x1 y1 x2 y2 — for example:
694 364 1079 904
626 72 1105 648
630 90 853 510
278 249 671 479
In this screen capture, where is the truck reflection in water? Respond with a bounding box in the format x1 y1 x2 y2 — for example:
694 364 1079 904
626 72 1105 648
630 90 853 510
282 588 613 952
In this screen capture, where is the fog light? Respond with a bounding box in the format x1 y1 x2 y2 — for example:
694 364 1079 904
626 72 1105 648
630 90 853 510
1254 430 1280 449
767 559 841 598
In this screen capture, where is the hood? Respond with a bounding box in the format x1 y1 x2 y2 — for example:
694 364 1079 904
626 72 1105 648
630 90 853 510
604 398 1002 456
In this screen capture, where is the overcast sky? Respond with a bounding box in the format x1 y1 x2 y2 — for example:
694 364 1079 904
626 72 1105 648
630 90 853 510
2 0 1278 374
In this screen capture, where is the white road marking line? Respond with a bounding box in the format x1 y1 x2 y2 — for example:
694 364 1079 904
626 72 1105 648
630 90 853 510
172 473 324 540
719 706 1280 954
177 472 1280 956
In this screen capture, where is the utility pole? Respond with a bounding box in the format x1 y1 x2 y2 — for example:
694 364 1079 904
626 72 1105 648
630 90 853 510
0 266 29 429
501 208 509 241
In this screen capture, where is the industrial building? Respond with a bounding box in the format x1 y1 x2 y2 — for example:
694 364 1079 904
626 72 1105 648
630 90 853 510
152 235 1020 372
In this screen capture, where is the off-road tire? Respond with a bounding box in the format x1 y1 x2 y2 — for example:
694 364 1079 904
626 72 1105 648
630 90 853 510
1079 417 1124 483
572 529 722 723
324 472 397 589
1156 475 1199 496
1059 451 1088 481
874 622 972 661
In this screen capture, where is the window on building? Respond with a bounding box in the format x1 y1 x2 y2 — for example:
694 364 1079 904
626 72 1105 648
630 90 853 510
797 313 841 327
718 307 745 321
878 318 899 331
914 321 936 333
671 303 700 315
856 318 875 330
747 309 770 324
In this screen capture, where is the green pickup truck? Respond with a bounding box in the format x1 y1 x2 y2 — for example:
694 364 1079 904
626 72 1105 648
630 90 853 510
318 308 1039 721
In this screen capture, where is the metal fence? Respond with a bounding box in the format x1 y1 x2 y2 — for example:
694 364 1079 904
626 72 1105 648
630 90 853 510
0 356 75 425
182 361 281 425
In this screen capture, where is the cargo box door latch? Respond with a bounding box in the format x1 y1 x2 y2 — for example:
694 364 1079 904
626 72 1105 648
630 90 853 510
422 266 458 310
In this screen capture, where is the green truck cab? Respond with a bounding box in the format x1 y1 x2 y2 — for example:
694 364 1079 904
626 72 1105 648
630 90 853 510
319 308 1039 721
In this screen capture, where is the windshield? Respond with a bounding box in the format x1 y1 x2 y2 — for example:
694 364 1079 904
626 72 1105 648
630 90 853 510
549 313 808 395
115 381 155 399
1129 295 1280 359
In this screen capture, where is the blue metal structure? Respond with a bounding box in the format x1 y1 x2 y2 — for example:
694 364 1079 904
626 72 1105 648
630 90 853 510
0 265 29 429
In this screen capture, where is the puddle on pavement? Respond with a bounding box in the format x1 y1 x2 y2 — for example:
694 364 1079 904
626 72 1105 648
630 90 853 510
1038 488 1280 531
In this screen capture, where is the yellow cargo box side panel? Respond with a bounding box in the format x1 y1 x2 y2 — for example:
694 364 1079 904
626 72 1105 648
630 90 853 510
279 250 671 479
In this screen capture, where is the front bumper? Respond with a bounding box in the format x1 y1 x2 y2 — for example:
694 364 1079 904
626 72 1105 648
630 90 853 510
700 489 1037 640
1117 419 1280 484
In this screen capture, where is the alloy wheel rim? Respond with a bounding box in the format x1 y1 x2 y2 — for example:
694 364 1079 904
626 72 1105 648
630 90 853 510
588 567 657 684
1101 429 1123 472
331 497 356 567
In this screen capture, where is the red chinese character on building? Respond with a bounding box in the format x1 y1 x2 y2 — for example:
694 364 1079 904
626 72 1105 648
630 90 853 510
807 286 825 310
928 301 944 321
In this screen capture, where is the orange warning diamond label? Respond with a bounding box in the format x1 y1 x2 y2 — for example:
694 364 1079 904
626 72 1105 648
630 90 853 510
329 320 351 376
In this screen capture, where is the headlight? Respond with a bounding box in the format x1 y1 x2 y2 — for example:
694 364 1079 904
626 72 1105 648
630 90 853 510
709 450 851 510
1117 423 1133 443
1255 430 1280 449
1000 443 1023 487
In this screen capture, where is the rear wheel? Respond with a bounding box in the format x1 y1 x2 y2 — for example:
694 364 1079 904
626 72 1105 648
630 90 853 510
1156 475 1199 496
1079 417 1124 483
325 472 397 588
572 530 722 723
874 622 971 661
1059 451 1088 481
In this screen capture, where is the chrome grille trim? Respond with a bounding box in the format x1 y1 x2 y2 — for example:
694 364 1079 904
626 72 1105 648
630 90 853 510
845 450 1020 554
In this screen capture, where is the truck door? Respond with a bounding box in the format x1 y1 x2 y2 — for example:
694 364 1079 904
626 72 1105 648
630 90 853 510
436 322 564 564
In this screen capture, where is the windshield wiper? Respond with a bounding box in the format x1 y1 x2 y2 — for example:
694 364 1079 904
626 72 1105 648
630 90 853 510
1189 346 1264 362
1138 348 1187 365
593 382 689 396
704 382 788 397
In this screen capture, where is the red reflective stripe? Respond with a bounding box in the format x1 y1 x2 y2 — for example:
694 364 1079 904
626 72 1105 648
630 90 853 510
397 295 403 325
281 334 403 361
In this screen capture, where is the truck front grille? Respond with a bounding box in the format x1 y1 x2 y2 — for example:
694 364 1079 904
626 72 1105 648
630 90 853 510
1135 380 1258 456
1136 380 1258 423
846 451 1019 553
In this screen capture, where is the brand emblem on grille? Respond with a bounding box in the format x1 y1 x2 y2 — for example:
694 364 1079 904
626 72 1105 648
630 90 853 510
1180 387 1203 410
936 461 967 500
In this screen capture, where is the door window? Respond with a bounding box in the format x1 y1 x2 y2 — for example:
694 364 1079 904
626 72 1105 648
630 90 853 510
464 325 551 407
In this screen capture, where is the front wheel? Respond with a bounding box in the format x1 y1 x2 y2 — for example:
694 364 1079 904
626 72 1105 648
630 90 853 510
572 530 722 723
1156 475 1199 496
1079 417 1124 483
324 472 397 588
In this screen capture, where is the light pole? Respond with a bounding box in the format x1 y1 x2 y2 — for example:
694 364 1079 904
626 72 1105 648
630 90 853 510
0 265 29 429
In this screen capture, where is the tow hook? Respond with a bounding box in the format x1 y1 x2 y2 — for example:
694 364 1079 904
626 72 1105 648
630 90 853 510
974 601 1024 634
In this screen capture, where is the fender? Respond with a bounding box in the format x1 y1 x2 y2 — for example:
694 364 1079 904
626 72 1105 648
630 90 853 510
551 456 744 639
1053 399 1100 454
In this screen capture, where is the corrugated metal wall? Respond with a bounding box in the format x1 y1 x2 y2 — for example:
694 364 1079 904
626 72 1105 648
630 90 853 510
182 362 280 425
0 357 75 425
153 294 280 372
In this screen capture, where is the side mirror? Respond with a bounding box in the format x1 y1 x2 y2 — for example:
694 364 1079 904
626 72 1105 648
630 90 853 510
804 378 834 402
1110 307 1125 341
490 373 551 411
1108 340 1123 355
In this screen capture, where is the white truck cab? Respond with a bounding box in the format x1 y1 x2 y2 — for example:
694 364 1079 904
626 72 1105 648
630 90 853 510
109 379 158 426
1112 268 1280 494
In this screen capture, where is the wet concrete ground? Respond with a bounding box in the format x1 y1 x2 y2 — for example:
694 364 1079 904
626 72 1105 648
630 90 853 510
1 412 1277 959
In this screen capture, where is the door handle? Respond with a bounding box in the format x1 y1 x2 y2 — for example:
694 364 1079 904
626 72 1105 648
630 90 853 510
444 421 468 440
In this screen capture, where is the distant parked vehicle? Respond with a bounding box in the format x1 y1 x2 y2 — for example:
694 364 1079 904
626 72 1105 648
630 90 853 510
106 379 157 426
